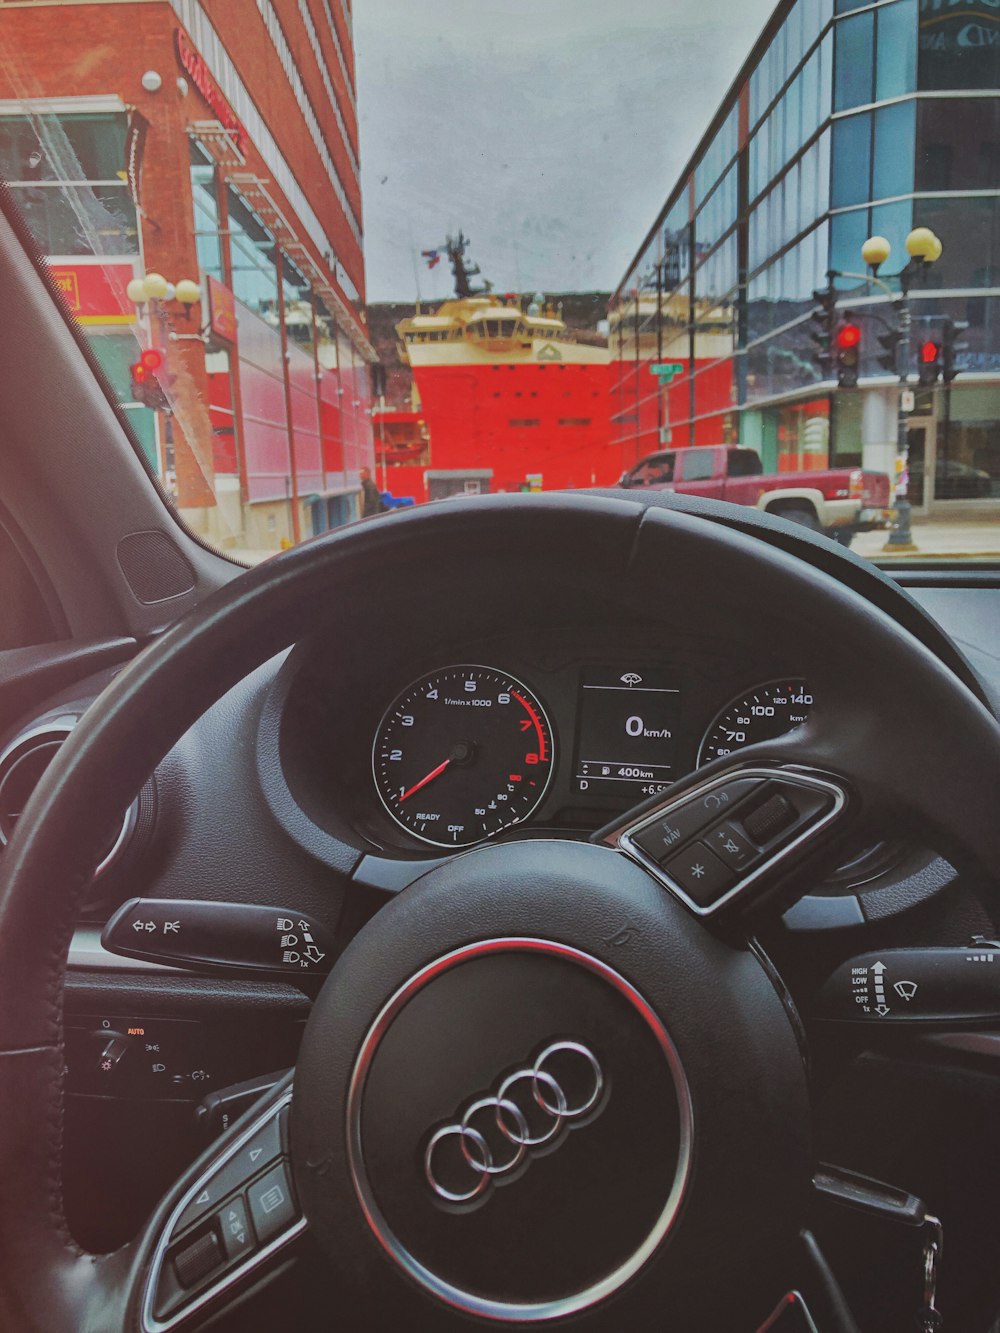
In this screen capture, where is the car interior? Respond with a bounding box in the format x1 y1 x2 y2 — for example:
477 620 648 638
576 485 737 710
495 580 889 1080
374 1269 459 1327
1 187 999 1333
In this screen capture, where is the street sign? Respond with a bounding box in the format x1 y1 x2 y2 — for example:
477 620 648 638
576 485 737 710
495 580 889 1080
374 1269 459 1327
649 362 683 381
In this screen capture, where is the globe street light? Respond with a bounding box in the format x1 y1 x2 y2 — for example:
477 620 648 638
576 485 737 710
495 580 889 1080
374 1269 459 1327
862 228 943 551
124 271 203 495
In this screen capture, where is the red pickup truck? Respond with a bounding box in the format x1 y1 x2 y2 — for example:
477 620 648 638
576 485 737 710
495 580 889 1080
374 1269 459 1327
618 445 894 547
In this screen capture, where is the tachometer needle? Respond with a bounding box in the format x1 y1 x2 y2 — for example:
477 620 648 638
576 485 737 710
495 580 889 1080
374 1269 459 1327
399 759 451 803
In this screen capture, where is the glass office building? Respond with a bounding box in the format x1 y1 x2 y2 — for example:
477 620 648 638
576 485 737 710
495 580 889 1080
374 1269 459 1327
610 0 1000 510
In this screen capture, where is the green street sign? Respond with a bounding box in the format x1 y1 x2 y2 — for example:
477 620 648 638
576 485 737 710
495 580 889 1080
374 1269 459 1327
649 362 684 381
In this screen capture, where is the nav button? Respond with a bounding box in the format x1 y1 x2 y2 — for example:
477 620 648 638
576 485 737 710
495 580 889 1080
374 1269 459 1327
632 803 707 864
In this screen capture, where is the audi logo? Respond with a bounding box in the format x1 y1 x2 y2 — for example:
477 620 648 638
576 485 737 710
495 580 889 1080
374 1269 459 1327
423 1040 605 1204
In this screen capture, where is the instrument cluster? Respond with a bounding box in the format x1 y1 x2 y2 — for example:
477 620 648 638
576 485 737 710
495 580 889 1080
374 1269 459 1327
368 661 813 850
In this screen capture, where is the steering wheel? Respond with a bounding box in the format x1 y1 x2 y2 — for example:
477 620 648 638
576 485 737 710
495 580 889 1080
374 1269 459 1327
1 493 998 1332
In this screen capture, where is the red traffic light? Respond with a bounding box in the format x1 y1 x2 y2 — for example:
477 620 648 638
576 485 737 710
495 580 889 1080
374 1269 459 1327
836 322 861 350
130 361 147 383
920 340 941 364
139 348 164 372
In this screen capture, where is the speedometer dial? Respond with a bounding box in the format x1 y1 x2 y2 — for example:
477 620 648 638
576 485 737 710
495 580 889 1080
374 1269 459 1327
697 679 813 766
373 665 554 848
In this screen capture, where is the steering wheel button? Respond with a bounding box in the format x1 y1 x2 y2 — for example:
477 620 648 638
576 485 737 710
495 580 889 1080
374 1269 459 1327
248 1162 297 1244
240 1114 283 1175
173 1228 224 1289
662 842 736 906
704 821 759 870
174 1179 223 1235
740 791 797 845
631 803 710 863
217 1195 255 1260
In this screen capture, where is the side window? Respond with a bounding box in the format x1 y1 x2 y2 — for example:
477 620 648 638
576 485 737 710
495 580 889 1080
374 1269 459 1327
628 453 675 485
679 448 715 481
647 453 676 483
727 449 763 477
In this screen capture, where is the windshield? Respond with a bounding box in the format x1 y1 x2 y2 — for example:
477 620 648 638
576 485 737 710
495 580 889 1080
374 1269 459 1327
0 0 997 564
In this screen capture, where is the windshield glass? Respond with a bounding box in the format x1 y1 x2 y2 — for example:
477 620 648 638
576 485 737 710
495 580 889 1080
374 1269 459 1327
0 0 997 564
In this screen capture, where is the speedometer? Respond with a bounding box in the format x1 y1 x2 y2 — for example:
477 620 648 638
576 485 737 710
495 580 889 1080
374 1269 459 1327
697 679 813 766
373 665 554 848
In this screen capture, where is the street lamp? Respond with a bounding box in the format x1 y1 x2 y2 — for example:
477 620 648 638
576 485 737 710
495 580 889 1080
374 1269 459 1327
126 271 200 314
125 270 203 496
860 227 943 550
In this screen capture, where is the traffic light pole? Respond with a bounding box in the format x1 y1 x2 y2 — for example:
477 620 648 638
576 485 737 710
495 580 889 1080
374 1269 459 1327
833 260 924 550
886 288 916 549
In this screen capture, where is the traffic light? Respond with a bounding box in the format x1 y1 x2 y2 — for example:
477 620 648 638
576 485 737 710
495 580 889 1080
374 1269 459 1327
942 318 969 384
917 339 942 387
808 285 837 375
129 348 170 410
876 329 901 375
835 317 861 388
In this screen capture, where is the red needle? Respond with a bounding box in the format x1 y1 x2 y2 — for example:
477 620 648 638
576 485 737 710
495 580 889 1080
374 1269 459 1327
399 759 451 803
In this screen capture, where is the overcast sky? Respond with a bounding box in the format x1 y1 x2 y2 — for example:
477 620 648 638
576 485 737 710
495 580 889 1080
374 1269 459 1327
354 0 776 303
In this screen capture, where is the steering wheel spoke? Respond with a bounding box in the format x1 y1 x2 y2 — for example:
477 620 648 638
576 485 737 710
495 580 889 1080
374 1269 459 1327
604 750 855 922
134 1077 305 1331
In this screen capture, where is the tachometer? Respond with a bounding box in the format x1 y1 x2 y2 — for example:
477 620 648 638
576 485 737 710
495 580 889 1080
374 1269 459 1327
697 679 813 766
373 665 554 848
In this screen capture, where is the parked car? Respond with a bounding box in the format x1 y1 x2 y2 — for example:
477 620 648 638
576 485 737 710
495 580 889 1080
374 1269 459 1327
618 445 894 546
909 457 993 500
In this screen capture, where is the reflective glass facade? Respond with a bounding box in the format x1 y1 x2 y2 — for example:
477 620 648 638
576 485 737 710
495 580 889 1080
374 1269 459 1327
611 0 1000 506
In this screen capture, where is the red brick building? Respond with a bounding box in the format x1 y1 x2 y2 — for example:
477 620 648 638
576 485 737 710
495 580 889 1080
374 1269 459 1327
0 0 375 549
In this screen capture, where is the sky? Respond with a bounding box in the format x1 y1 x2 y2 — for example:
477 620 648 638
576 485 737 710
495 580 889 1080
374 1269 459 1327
354 0 776 304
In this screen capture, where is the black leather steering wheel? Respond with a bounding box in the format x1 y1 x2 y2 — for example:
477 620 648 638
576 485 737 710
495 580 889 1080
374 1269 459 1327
0 493 998 1332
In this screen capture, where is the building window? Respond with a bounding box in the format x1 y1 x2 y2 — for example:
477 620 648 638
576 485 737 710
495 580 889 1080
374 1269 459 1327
916 97 1000 192
227 185 278 317
829 207 870 276
872 100 915 200
918 0 1000 92
831 111 872 209
834 11 875 111
190 141 223 282
0 112 138 256
876 0 918 101
913 196 1000 289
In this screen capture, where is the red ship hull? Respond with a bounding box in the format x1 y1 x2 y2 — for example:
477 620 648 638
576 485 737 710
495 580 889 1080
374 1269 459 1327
382 360 614 501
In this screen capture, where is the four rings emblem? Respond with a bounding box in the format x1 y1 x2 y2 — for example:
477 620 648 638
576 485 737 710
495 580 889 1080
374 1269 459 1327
423 1040 606 1204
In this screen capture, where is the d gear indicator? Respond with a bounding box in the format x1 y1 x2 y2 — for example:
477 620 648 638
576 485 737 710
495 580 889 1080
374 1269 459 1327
573 668 680 802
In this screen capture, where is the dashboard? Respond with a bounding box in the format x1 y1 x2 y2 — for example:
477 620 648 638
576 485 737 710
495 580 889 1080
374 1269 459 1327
0 548 997 1296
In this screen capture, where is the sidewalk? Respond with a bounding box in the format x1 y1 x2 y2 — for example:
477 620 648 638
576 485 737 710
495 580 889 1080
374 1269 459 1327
226 522 1000 566
853 518 1000 561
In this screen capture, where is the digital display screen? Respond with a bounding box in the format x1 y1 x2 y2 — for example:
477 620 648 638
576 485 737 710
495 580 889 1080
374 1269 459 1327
573 667 680 802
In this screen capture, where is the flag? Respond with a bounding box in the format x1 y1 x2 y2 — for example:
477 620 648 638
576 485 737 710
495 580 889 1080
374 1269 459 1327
421 249 441 270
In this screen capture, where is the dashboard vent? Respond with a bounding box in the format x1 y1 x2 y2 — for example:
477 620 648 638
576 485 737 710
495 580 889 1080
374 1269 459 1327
0 723 134 875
